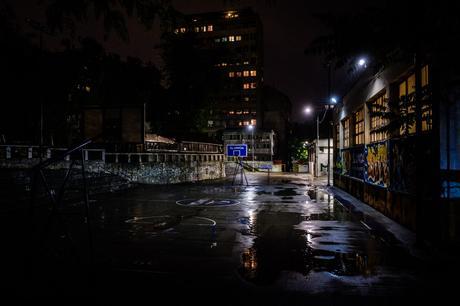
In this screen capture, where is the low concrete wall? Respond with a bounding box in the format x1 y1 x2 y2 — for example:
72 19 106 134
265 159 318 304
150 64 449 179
1 153 226 185
100 161 225 184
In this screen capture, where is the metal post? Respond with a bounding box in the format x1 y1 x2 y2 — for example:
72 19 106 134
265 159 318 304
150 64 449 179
252 129 255 171
316 115 320 177
327 62 332 186
327 118 331 186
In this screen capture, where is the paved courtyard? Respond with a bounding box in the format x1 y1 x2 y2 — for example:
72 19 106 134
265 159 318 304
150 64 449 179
2 172 455 304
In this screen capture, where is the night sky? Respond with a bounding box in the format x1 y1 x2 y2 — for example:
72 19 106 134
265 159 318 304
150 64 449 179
11 0 373 122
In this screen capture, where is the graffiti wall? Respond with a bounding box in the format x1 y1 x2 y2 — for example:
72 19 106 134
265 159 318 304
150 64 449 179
350 147 365 179
365 141 389 187
342 150 351 175
389 139 416 193
339 147 365 179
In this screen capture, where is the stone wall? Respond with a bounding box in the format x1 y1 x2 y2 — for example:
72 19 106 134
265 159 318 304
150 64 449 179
0 157 225 185
99 160 225 184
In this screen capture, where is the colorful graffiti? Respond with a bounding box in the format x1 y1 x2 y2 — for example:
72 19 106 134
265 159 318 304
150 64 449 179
350 147 365 179
389 139 416 193
365 142 389 187
341 147 365 179
342 150 351 175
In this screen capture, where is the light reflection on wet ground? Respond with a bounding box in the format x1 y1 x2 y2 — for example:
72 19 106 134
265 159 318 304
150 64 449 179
86 176 421 296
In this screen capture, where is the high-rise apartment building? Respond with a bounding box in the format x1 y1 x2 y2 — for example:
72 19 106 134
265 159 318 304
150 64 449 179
173 8 263 133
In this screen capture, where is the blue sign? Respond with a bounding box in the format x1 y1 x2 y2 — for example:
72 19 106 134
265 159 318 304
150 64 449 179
226 144 248 157
259 164 273 170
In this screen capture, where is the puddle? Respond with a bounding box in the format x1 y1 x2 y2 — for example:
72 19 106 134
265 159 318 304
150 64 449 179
274 188 299 197
239 197 418 285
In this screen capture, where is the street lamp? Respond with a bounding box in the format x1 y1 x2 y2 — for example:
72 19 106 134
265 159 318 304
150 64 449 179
357 58 367 68
304 100 336 184
247 124 255 171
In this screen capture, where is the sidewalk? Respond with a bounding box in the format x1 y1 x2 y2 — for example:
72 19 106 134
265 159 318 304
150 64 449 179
240 172 426 260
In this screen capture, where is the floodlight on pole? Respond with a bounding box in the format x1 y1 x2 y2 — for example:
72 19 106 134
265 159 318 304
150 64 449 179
358 58 367 67
304 106 312 114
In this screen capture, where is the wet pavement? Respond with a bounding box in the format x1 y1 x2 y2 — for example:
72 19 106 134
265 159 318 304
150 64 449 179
2 172 456 303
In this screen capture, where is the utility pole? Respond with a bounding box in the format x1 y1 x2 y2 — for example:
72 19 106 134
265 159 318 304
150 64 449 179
327 62 332 186
316 115 319 177
251 128 255 171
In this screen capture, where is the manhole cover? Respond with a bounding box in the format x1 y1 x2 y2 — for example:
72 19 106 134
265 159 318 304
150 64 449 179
176 198 239 207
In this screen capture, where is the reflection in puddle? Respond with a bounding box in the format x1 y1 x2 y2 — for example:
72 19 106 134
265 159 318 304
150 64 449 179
274 188 299 197
239 186 414 285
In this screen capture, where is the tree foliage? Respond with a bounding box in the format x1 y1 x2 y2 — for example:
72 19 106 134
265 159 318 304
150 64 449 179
306 1 460 72
36 0 177 41
160 30 228 137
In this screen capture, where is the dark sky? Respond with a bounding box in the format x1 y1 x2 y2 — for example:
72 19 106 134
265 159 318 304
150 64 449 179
11 0 372 122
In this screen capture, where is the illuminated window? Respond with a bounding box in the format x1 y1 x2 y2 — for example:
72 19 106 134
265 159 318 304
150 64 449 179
214 38 221 43
229 36 235 42
236 35 242 41
369 94 388 142
222 37 228 42
236 111 242 115
236 71 242 77
420 65 432 131
174 29 179 34
229 111 235 115
250 119 257 125
343 118 350 148
243 110 249 114
243 83 250 89
243 121 250 126
221 62 227 67
354 108 364 145
399 73 416 134
243 61 249 65
250 70 257 76
180 27 186 33
244 97 250 102
250 82 257 89
194 27 200 32
225 11 239 19
243 70 249 77
207 25 213 32
229 72 235 78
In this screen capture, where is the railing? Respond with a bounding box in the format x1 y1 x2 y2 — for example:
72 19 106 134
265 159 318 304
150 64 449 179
0 145 224 164
145 141 223 154
30 138 94 263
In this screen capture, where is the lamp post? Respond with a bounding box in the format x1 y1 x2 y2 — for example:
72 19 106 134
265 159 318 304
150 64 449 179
304 99 336 184
248 124 255 171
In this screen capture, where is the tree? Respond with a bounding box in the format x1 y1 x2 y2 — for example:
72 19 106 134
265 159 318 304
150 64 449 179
159 30 227 137
36 0 177 41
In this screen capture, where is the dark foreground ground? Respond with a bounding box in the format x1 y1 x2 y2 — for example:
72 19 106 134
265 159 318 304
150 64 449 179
1 172 458 304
